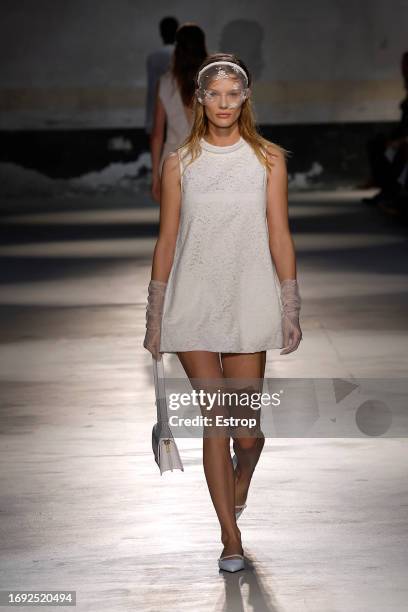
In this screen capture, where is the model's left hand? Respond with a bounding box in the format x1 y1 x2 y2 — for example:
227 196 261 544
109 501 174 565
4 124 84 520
280 312 302 354
279 279 302 355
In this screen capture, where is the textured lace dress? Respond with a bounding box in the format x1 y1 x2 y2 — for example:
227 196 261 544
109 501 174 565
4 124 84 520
159 135 284 353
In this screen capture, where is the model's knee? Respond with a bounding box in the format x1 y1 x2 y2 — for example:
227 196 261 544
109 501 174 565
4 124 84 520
233 436 257 451
235 438 257 451
234 428 265 450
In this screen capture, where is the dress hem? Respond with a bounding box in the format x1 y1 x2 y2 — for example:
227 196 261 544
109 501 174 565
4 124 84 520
159 343 284 354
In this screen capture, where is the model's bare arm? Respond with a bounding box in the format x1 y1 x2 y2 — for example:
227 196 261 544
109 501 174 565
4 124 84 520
265 146 297 281
151 152 181 281
150 88 166 200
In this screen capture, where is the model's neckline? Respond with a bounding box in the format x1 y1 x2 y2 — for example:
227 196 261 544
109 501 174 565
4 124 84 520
200 136 245 153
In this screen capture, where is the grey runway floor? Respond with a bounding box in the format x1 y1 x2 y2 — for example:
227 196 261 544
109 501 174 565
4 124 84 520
0 190 407 611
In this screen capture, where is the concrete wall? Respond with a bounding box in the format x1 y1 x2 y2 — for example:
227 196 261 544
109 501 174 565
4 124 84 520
0 0 407 130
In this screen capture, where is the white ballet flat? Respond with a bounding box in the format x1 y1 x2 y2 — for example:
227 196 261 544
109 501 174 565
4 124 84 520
232 454 247 520
218 553 245 572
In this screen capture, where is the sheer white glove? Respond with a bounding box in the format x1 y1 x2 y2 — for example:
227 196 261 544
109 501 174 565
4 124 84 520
143 279 167 361
280 279 302 355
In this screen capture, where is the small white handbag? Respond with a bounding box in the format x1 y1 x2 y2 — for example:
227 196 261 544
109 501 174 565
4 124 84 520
151 355 184 475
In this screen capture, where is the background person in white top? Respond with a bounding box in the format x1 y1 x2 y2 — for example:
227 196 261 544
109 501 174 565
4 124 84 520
150 23 207 202
144 53 303 573
144 16 179 136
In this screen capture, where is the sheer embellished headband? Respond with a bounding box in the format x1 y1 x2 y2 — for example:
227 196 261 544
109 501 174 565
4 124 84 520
196 61 250 108
197 61 249 87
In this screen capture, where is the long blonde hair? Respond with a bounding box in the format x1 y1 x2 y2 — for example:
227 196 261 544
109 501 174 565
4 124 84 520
178 52 291 173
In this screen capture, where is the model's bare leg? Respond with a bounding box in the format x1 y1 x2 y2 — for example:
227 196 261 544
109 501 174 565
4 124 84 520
177 350 243 559
221 351 266 508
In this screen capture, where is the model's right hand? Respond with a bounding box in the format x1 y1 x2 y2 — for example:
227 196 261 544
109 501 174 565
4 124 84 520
143 279 167 361
143 328 162 361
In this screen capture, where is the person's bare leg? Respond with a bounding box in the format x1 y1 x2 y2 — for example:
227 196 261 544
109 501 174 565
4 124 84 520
177 351 242 559
221 351 266 508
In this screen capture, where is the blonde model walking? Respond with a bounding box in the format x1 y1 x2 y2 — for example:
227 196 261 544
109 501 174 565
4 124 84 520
143 52 302 572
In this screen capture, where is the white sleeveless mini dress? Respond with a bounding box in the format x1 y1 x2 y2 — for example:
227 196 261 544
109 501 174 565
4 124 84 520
159 135 284 353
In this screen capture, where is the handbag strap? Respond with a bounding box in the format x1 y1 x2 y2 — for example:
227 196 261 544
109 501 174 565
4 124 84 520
152 355 169 425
